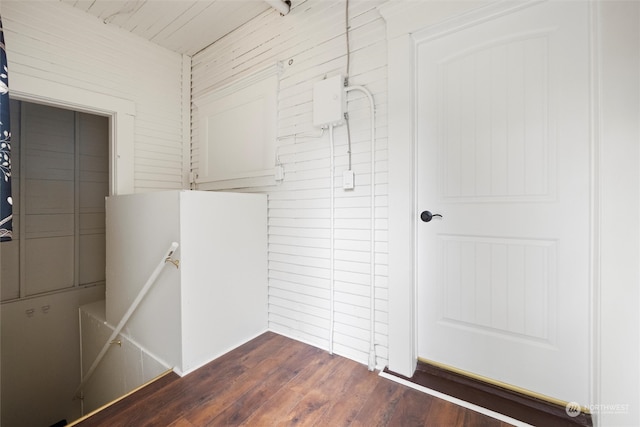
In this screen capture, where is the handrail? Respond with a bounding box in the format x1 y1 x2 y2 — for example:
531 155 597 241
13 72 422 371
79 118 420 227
73 242 180 399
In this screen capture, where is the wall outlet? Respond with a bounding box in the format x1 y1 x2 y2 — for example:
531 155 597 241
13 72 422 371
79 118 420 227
343 170 355 190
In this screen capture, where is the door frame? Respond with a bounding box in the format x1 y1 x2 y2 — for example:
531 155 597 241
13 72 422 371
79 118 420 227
8 72 136 195
380 0 600 406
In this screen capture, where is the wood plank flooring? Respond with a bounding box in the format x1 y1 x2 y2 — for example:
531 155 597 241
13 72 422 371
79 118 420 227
72 332 514 426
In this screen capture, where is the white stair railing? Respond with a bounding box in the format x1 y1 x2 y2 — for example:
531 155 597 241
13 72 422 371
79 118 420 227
73 242 180 399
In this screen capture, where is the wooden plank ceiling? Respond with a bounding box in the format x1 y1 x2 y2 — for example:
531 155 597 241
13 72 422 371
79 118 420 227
59 0 271 56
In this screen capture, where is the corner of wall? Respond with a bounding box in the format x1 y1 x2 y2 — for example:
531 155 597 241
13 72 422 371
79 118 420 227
182 54 192 190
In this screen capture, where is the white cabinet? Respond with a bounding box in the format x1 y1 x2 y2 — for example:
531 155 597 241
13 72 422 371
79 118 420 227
105 190 267 375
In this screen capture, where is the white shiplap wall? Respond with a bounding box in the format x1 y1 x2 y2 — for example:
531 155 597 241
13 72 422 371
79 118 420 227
2 0 188 192
1 4 187 425
192 0 389 367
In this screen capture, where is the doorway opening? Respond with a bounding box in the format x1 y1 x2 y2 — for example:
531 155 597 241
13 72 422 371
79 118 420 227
0 99 110 426
1 99 109 300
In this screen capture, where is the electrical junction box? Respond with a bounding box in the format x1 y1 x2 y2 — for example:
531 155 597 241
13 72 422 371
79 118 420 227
274 164 284 181
343 170 355 190
313 75 346 128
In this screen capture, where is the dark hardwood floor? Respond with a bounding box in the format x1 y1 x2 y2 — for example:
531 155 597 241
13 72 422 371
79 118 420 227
72 332 514 427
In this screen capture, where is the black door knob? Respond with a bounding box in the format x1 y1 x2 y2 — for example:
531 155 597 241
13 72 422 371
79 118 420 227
420 211 443 222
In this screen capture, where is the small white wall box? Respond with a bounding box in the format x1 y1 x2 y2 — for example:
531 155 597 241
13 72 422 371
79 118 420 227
343 169 355 190
313 74 346 127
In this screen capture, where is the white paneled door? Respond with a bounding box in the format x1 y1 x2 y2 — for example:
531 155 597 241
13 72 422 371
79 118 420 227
417 2 590 404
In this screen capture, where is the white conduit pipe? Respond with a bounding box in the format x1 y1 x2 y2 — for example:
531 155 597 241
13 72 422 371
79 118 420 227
264 0 290 15
329 124 336 355
345 85 376 371
73 242 180 399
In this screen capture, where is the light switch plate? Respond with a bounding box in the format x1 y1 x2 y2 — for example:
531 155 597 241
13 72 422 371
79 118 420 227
343 170 355 190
